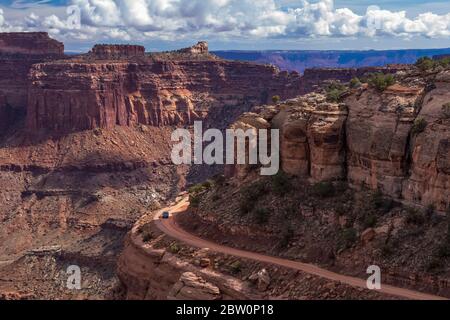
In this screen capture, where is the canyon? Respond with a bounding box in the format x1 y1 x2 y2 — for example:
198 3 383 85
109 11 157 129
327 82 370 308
0 32 448 300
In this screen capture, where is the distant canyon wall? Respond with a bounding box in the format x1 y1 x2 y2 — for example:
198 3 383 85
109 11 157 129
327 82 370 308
0 32 406 136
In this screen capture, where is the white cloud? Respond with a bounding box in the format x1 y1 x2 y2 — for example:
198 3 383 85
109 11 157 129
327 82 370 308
0 0 449 42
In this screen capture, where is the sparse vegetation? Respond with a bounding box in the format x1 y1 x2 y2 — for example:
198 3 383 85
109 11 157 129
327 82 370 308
405 207 426 226
415 57 436 71
363 214 378 229
411 117 428 135
254 207 270 224
279 226 294 249
349 77 362 89
415 56 450 71
270 171 292 195
229 261 242 274
339 228 358 249
239 181 266 215
142 232 152 243
272 95 281 104
366 73 395 91
169 243 180 254
325 81 347 103
370 189 394 214
312 181 335 198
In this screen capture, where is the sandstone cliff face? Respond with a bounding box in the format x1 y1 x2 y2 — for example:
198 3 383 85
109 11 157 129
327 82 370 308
26 57 303 133
402 71 450 210
345 84 424 198
231 70 450 211
0 32 65 133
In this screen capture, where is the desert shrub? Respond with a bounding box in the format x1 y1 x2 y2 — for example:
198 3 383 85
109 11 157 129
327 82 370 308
142 232 152 243
272 95 281 104
239 181 266 215
370 190 394 213
189 194 201 208
279 227 294 249
254 207 270 224
367 73 396 91
363 214 378 229
442 103 450 118
169 243 180 254
229 261 242 274
325 81 347 102
349 77 362 88
312 181 335 198
405 207 426 226
339 228 358 249
189 184 206 195
213 174 226 186
270 171 292 195
411 118 428 135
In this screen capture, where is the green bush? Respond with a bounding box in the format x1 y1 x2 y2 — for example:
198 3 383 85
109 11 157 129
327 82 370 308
442 103 450 118
272 95 281 104
363 214 378 229
405 208 426 226
279 227 294 249
411 118 428 135
239 182 266 215
370 190 394 213
189 194 201 208
340 228 358 249
367 73 396 91
325 81 347 102
169 243 180 254
415 56 450 72
254 207 270 224
349 77 362 88
229 261 242 274
271 171 292 195
415 57 436 71
142 232 152 243
312 181 335 198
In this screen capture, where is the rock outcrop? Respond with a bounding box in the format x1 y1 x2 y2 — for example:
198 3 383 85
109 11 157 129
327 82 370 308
89 44 146 60
230 70 450 211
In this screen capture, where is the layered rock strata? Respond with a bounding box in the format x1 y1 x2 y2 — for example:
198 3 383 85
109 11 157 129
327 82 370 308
230 72 449 211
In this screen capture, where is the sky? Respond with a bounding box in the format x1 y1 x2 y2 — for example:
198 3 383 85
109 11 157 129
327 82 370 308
0 0 450 52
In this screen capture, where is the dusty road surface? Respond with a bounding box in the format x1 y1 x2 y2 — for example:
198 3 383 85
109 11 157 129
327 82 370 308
154 198 448 301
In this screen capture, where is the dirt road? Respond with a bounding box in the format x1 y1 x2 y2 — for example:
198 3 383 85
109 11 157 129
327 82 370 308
155 198 447 300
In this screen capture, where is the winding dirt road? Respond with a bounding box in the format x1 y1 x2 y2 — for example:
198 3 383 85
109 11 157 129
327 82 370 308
155 198 448 300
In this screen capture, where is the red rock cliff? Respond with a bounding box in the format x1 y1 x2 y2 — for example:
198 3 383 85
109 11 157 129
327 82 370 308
0 32 65 133
26 50 304 132
0 32 64 56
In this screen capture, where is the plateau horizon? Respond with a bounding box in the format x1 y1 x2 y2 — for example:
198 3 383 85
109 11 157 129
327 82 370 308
171 121 280 176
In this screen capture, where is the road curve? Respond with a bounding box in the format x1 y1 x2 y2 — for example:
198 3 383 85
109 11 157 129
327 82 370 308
155 198 447 301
